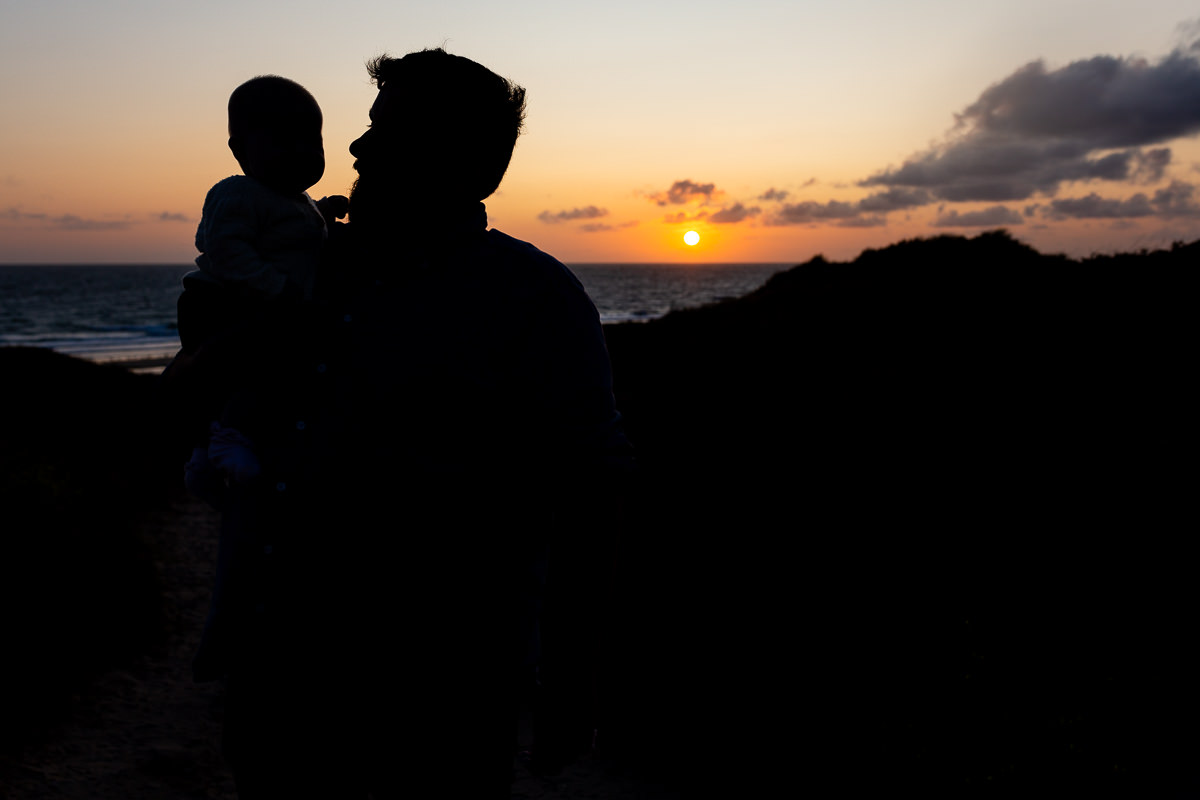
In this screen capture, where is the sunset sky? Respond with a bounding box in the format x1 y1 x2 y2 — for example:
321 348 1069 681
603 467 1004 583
3 0 1200 264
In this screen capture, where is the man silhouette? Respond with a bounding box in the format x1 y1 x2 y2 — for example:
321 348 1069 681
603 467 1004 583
216 49 630 799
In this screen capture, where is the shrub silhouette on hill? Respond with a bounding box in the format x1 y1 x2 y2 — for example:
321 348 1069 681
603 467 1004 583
599 229 1195 793
605 229 1189 516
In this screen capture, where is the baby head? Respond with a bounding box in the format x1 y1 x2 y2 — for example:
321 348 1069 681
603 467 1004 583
227 76 325 195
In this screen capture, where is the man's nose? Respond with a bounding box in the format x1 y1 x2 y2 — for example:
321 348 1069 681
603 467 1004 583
349 129 369 158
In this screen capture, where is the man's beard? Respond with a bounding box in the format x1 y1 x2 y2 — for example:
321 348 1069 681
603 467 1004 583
347 173 395 231
349 166 480 239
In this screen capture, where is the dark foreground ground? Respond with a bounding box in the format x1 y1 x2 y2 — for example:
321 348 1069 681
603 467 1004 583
1 230 1195 796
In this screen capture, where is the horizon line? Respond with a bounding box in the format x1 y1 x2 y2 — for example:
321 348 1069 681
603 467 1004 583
0 260 804 267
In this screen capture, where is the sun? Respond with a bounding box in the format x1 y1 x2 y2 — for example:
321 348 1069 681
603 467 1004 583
684 230 700 246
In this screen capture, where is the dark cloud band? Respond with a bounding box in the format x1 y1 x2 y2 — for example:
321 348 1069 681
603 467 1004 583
537 206 609 224
861 46 1200 205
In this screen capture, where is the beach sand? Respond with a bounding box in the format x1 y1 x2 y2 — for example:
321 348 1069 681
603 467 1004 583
0 494 679 800
0 347 681 798
0 497 233 799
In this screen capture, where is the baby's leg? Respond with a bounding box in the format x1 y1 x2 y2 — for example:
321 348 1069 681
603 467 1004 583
208 421 262 483
185 439 227 509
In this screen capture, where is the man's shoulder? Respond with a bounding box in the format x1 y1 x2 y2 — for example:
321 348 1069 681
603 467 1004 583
482 227 562 266
482 228 585 293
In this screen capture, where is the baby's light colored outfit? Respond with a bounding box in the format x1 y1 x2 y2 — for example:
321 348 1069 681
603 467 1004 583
183 174 327 505
194 174 326 300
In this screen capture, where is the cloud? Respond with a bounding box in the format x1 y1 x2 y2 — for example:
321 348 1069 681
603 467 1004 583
1 208 127 230
865 142 1171 202
836 215 888 228
537 205 608 224
1038 180 1200 220
634 44 1200 235
1178 19 1200 50
1151 179 1200 216
958 54 1200 147
856 187 932 212
51 214 131 230
767 199 861 226
648 180 719 206
861 47 1200 203
580 221 639 233
157 211 189 223
932 206 1025 227
663 211 709 224
708 203 761 224
1132 148 1172 182
753 185 931 227
2 207 43 222
1042 193 1156 220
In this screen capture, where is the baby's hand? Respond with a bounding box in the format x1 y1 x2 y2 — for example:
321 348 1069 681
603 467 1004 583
317 195 349 225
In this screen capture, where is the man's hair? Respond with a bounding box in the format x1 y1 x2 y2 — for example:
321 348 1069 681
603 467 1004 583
366 49 526 201
228 76 321 139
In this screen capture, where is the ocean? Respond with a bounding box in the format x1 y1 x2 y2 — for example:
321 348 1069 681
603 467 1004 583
0 262 790 368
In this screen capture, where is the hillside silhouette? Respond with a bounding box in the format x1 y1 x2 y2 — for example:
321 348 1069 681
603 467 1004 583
0 230 1194 795
601 230 1195 794
0 350 174 746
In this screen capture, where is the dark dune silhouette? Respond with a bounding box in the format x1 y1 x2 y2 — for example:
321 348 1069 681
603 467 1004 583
0 230 1194 795
0 350 175 746
599 230 1196 794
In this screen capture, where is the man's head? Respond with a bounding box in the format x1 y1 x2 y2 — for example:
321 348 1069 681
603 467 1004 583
228 76 325 195
349 49 526 223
